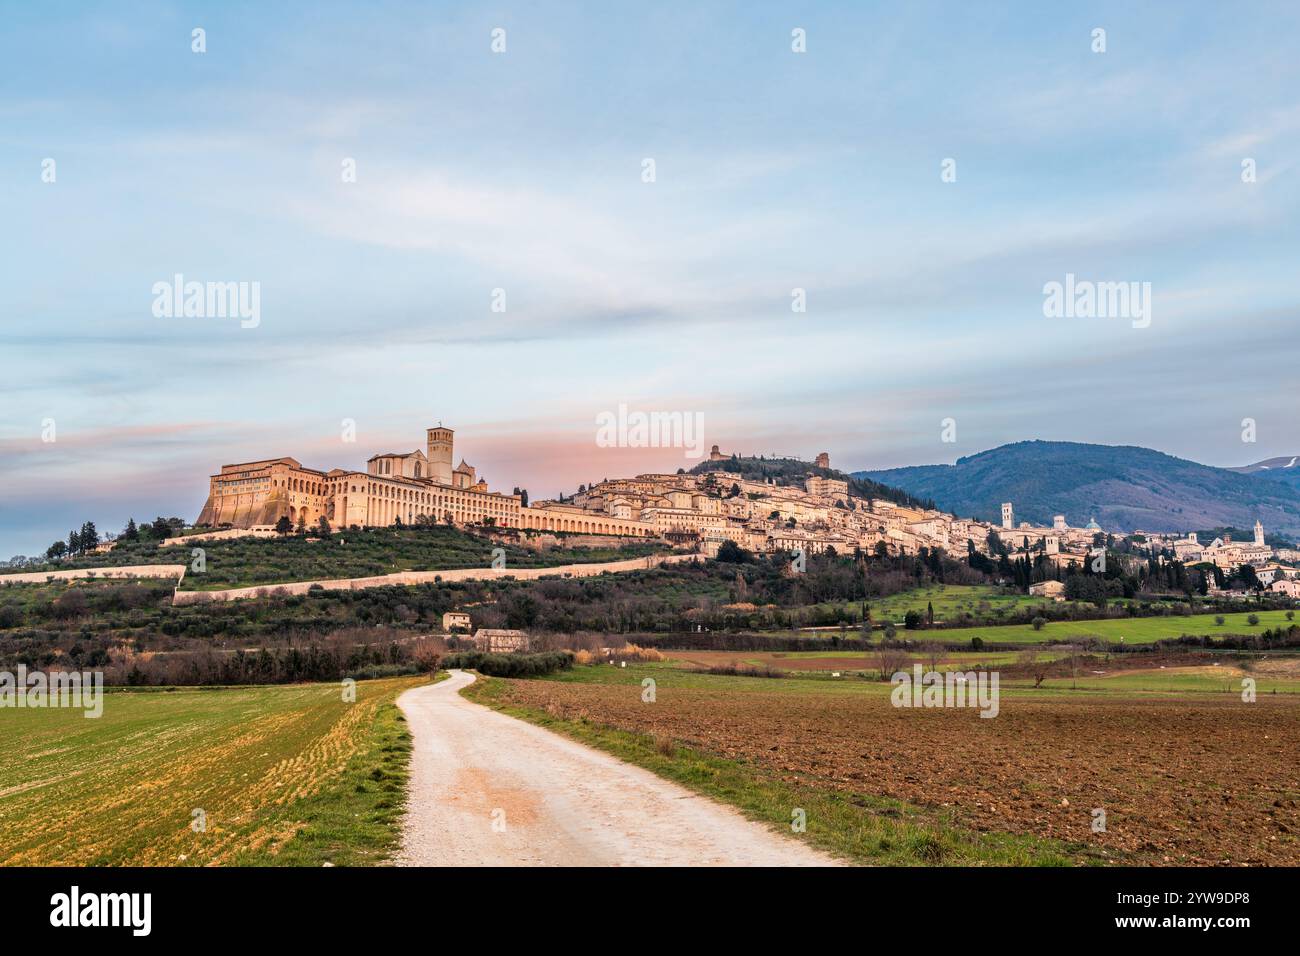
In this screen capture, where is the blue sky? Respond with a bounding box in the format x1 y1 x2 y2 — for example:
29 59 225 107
2 1 1299 556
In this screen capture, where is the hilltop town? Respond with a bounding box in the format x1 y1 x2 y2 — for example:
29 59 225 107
190 423 1300 599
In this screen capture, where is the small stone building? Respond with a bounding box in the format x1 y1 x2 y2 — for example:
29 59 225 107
442 611 472 633
1029 580 1066 601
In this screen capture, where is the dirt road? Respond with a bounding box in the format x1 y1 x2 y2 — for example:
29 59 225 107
396 671 839 866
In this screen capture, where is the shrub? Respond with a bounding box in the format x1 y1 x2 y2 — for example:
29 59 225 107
705 662 785 678
344 663 423 680
1031 617 1047 631
1248 614 1260 626
441 650 574 678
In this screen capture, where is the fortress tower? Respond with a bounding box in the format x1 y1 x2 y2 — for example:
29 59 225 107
1001 502 1014 530
1255 519 1265 546
426 425 454 486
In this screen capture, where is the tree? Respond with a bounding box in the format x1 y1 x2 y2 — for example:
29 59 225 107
716 540 752 563
1019 649 1048 688
150 516 173 540
122 518 139 541
275 516 293 535
875 645 908 682
68 529 81 555
904 610 923 630
46 540 68 561
1248 613 1260 626
317 516 332 538
80 521 99 552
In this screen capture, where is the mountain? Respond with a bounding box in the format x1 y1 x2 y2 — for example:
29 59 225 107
854 440 1300 540
1228 456 1300 493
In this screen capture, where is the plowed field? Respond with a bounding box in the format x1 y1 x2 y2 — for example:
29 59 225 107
489 674 1300 865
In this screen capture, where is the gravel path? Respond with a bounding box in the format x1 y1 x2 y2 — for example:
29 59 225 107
396 670 840 866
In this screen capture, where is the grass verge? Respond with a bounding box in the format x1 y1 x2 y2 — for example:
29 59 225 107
239 671 447 866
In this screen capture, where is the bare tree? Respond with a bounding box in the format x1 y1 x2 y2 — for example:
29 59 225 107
1018 648 1048 688
876 645 910 682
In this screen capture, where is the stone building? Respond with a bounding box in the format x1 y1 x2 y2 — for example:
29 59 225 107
442 611 472 632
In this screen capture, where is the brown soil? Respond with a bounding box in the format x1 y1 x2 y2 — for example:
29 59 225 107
492 679 1300 865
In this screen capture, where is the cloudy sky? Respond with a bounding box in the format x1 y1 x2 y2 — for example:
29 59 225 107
2 1 1298 556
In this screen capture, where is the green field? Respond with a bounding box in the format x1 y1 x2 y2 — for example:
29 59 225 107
817 584 1061 624
0 674 433 865
924 608 1297 646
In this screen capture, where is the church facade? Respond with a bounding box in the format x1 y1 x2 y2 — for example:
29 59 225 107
195 424 657 536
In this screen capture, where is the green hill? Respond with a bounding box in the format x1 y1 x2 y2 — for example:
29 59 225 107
690 455 933 510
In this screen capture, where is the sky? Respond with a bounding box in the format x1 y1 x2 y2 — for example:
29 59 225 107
2 1 1299 557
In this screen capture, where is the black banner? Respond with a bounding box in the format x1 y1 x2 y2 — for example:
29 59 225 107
0 866 1281 941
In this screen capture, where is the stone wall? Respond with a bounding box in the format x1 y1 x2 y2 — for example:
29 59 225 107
0 565 187 586
171 552 702 605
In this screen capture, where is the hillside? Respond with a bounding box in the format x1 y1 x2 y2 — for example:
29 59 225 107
1229 456 1300 492
855 440 1300 538
690 455 934 510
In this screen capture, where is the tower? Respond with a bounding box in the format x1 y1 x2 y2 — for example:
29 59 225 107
1001 502 1014 529
1052 515 1067 531
1255 520 1265 547
426 425 454 486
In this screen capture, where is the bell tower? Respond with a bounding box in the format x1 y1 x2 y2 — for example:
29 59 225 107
426 425 454 486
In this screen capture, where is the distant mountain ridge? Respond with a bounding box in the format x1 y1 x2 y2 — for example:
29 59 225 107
854 440 1300 540
1229 456 1300 493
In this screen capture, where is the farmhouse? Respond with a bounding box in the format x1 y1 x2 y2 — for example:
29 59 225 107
1029 580 1067 600
442 611 472 633
1269 579 1300 599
